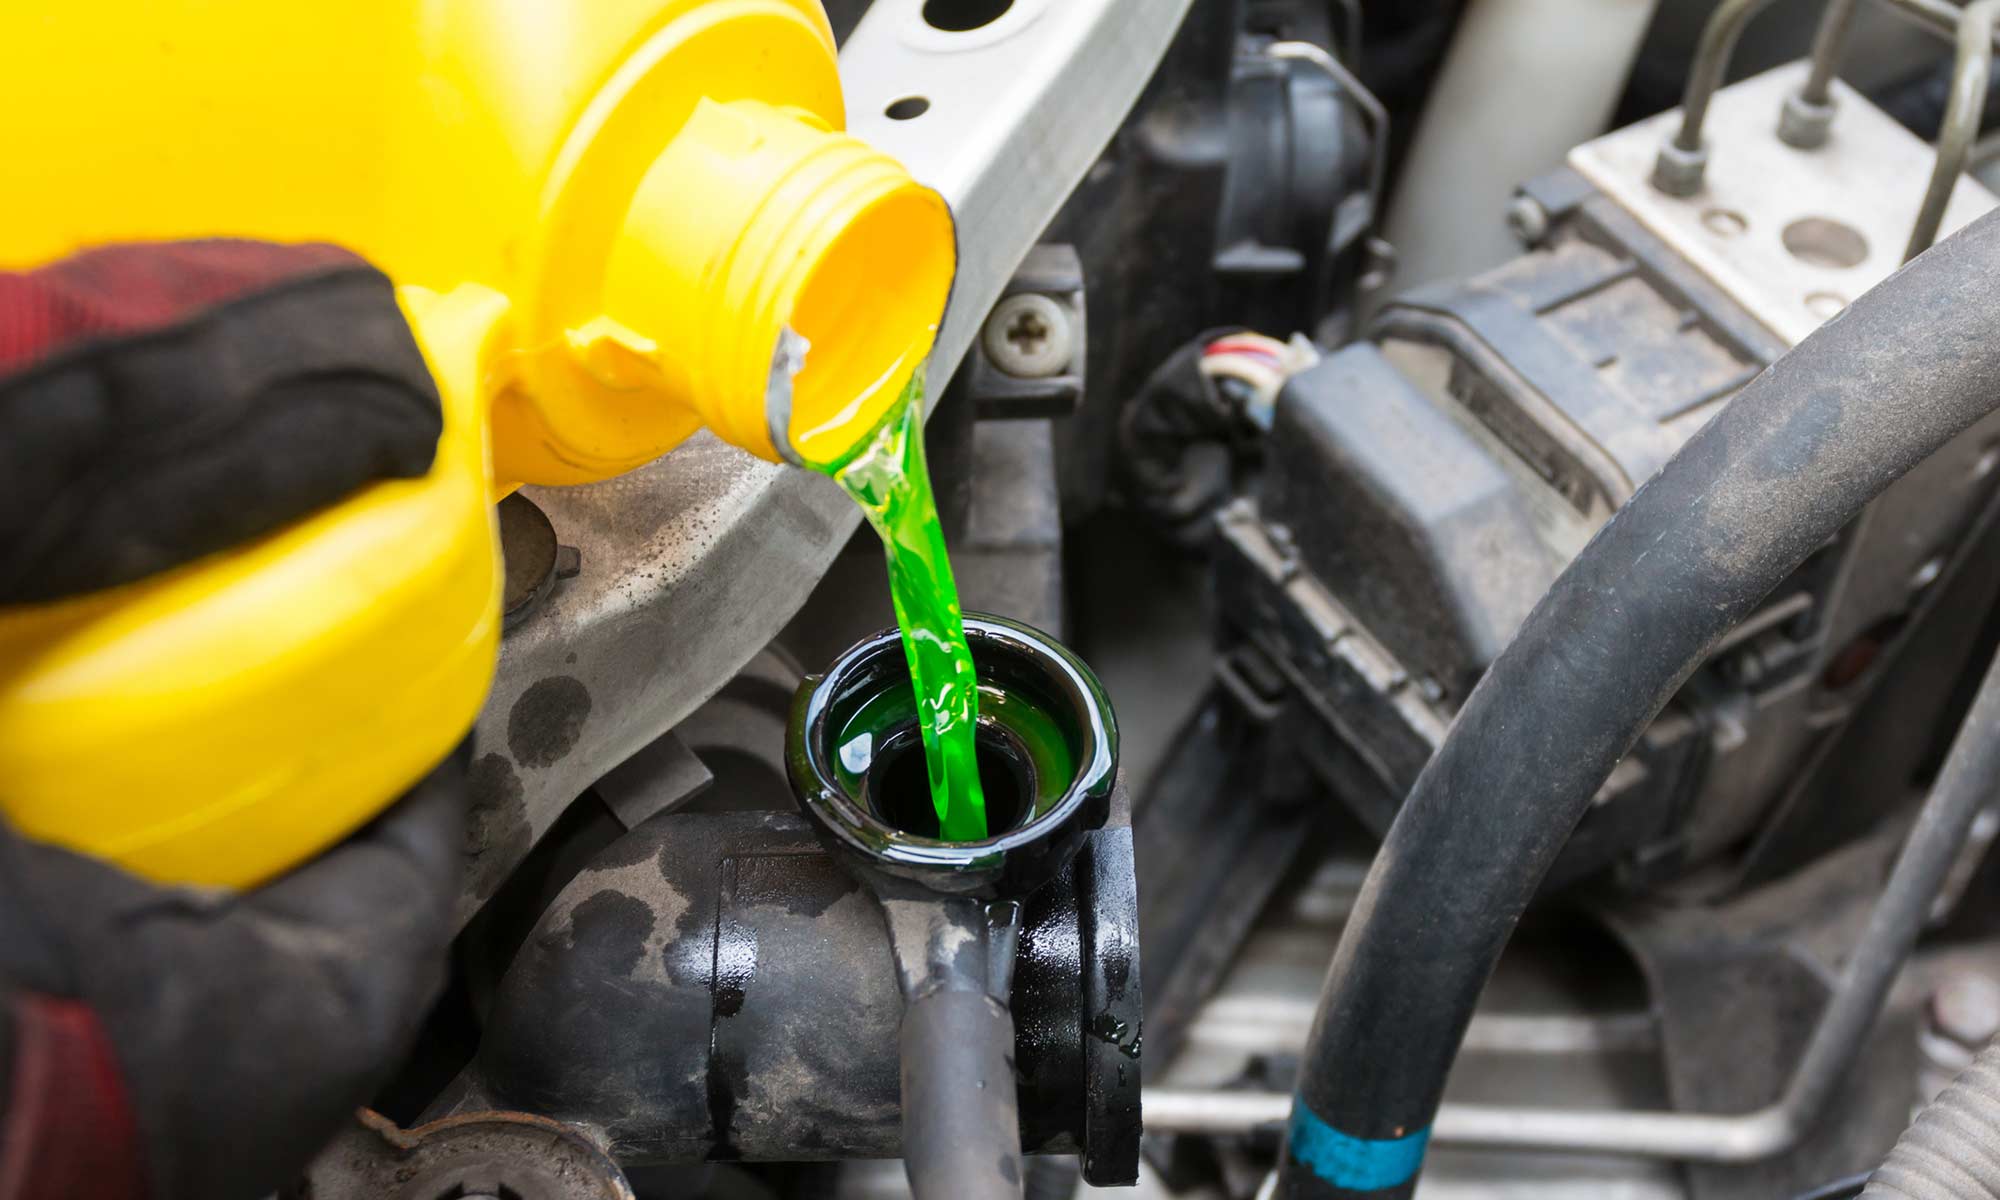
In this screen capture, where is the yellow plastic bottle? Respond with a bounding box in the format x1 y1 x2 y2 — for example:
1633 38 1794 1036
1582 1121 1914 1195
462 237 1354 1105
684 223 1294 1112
0 0 956 887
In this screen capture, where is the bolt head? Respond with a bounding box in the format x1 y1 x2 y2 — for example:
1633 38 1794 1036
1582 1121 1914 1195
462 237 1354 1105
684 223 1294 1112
983 292 1074 379
1651 141 1709 198
1358 237 1398 293
1507 196 1550 246
1778 93 1836 150
1930 971 2000 1048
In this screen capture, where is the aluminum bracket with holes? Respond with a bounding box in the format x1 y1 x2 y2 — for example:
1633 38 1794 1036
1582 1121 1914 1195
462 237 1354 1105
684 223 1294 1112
1571 61 1998 348
456 0 1195 922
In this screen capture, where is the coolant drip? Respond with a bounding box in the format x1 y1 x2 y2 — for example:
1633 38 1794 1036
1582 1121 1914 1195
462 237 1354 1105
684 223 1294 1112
818 370 988 841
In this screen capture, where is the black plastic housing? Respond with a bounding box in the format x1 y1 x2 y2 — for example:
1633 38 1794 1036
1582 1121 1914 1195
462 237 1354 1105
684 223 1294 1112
469 809 1140 1183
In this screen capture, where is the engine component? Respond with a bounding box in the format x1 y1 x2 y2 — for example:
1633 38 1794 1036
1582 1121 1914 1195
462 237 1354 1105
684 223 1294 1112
1164 639 2000 1173
1219 60 2000 889
1273 197 2000 1198
788 615 1123 1199
1648 0 2000 210
1049 1 1382 517
456 623 1140 1188
787 616 1117 899
1902 0 1997 258
1133 691 1317 1070
459 809 1139 1181
967 245 1088 420
288 6 2000 1199
292 1109 634 1200
1919 971 2000 1103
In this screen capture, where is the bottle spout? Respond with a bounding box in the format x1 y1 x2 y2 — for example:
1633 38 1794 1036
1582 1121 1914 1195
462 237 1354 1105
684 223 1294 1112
602 96 955 467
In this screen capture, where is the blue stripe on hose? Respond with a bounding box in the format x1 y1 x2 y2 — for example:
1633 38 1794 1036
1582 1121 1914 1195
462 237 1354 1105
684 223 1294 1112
1287 1100 1431 1191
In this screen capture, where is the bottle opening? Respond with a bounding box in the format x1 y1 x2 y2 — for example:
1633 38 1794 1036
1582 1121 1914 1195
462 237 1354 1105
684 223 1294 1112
865 722 1036 838
786 185 955 466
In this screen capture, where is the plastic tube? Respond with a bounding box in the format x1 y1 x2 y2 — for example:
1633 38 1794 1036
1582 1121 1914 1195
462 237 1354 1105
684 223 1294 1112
1273 208 2000 1199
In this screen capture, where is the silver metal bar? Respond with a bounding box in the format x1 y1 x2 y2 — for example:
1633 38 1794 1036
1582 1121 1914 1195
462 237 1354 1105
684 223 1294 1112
1782 0 1859 146
1652 0 1783 193
1144 1090 1792 1160
1145 643 2000 1161
1908 0 2000 259
1882 0 2000 42
1266 40 1388 242
1183 996 1658 1058
1801 0 1863 104
460 0 1195 922
1663 0 2000 189
1146 1089 1292 1135
1670 0 1778 155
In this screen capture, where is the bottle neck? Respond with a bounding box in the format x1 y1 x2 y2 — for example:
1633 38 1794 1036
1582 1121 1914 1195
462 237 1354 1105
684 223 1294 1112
602 97 955 465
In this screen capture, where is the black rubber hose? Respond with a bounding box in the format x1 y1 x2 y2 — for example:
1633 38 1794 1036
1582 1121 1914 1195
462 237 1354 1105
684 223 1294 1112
900 989 1025 1200
1865 1038 2000 1197
1272 207 2000 1200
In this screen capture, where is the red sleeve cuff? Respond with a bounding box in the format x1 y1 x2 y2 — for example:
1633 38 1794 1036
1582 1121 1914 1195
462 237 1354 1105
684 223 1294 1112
0 994 147 1200
0 239 363 373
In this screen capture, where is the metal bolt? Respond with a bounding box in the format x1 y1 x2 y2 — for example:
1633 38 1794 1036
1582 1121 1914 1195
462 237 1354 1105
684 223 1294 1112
1267 522 1299 562
982 292 1074 379
1357 236 1397 293
1930 971 2000 1049
1778 92 1836 149
1506 195 1550 246
1918 970 2000 1102
1651 140 1709 197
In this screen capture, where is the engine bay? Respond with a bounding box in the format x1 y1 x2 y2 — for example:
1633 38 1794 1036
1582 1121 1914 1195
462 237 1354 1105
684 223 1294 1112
312 3 2000 1198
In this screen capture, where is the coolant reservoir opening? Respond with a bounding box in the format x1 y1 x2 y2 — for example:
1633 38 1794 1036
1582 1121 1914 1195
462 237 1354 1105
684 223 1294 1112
785 185 955 466
863 721 1036 838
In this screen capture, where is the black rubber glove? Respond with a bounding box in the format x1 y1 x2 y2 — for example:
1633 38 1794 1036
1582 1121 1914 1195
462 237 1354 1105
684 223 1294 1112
0 240 469 1200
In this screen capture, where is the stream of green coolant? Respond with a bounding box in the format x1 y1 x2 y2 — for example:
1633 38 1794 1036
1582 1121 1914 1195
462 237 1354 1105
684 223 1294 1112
815 370 988 841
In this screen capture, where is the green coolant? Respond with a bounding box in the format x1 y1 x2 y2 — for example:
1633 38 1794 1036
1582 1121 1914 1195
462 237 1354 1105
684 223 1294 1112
828 664 1078 831
814 370 988 841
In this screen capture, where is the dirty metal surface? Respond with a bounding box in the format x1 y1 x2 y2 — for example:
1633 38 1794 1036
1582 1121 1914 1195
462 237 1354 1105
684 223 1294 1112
1598 832 1920 1200
463 0 1196 921
291 1109 633 1200
1570 61 1997 348
467 808 1141 1179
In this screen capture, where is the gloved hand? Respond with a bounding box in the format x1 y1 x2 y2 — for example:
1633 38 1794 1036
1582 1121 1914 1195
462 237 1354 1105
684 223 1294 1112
0 241 471 1200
